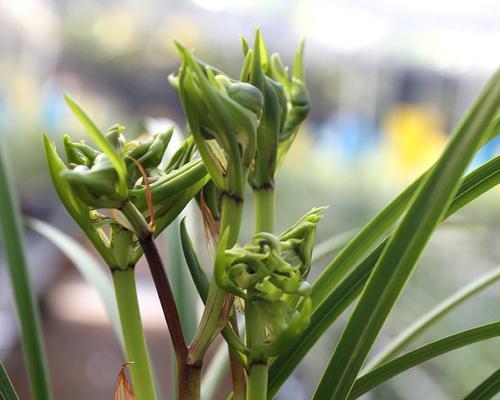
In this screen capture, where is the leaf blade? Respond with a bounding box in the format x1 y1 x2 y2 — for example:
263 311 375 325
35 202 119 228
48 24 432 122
268 152 500 397
180 217 209 302
27 217 124 349
0 145 52 400
463 368 500 400
365 264 500 371
313 69 500 400
349 322 500 398
64 94 128 198
0 362 19 400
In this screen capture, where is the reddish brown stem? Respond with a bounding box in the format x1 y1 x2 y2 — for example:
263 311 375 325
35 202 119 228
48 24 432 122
140 235 187 357
141 235 202 399
121 200 200 398
178 360 202 400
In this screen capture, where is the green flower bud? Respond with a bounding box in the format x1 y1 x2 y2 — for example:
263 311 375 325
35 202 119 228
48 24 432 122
279 206 327 277
128 158 207 214
62 154 123 208
173 42 263 197
165 135 196 173
47 97 209 272
214 206 324 357
253 297 312 357
106 123 126 149
132 129 173 169
241 29 288 189
269 41 311 166
63 135 100 167
269 269 301 294
226 81 264 117
255 277 284 301
110 225 135 270
215 208 325 303
124 129 174 184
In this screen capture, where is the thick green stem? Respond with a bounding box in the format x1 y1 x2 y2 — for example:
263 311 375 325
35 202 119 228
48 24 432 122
112 268 157 400
245 301 269 400
0 145 52 400
246 187 275 399
120 201 199 399
220 193 244 246
188 194 244 364
254 187 275 233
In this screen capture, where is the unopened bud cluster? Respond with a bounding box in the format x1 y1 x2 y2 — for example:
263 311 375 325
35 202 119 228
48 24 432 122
170 30 310 199
215 207 325 356
45 97 207 269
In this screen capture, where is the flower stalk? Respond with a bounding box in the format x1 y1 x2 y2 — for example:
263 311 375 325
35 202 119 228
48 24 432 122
45 97 208 399
246 187 275 399
112 267 157 400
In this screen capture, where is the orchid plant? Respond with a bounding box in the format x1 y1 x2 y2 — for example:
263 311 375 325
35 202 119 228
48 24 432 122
0 29 499 400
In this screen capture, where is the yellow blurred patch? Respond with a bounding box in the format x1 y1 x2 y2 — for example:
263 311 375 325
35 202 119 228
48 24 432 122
383 105 447 177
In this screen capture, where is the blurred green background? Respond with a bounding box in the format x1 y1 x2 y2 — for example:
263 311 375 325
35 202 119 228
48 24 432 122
0 0 499 399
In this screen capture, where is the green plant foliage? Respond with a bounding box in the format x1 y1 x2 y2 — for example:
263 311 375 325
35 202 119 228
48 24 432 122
365 264 500 370
0 145 52 400
0 362 19 400
463 368 500 400
349 322 500 398
4 26 493 400
313 69 500 400
27 217 124 348
268 152 500 397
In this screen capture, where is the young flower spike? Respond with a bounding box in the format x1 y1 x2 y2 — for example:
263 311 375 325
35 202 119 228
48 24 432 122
171 42 263 199
240 29 310 188
241 29 288 190
45 96 209 270
269 39 310 166
214 207 325 357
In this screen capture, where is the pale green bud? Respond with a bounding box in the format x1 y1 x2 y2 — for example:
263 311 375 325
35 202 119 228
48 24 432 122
173 42 262 196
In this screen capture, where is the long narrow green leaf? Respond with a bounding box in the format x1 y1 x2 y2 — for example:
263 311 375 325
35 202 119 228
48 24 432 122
463 368 500 400
27 217 124 348
447 154 500 216
0 362 19 400
64 94 128 198
166 218 198 342
180 218 209 301
349 322 500 398
365 264 500 370
311 175 422 310
311 113 499 312
268 153 500 397
0 145 52 400
311 228 357 264
313 69 500 400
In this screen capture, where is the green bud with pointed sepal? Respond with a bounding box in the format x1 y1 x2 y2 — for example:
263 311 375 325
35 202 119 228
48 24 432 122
269 40 310 166
46 97 209 271
213 206 324 357
63 135 100 167
241 29 288 190
280 206 327 277
172 42 263 198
